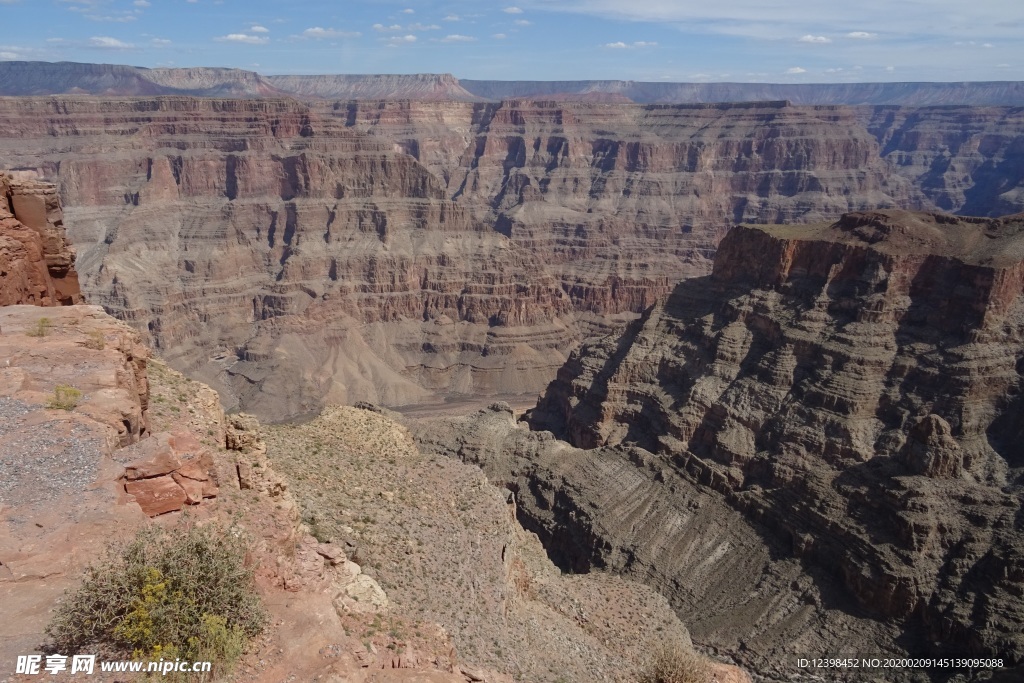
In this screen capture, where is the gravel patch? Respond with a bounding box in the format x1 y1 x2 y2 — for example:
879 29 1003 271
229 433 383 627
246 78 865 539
0 397 106 507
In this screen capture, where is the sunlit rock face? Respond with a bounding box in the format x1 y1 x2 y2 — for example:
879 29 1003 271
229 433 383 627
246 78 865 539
0 96 1022 420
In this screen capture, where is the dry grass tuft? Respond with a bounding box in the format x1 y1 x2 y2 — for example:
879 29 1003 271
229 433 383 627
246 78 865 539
46 384 81 410
640 643 714 683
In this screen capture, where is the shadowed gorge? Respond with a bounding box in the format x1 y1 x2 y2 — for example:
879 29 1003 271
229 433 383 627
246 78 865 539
466 210 1024 676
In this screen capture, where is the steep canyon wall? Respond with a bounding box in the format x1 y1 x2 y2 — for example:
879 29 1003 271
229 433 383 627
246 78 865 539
0 97 1022 419
522 211 1024 670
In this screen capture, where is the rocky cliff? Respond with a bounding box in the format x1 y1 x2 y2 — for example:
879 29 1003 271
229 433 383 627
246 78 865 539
0 61 288 97
522 210 1024 670
0 172 81 306
0 97 1023 419
459 79 1024 106
4 62 1024 105
0 304 741 683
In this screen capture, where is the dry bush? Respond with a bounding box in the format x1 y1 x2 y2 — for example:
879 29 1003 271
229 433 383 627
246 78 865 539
83 329 106 350
46 384 81 410
26 316 52 337
640 643 714 683
46 523 266 679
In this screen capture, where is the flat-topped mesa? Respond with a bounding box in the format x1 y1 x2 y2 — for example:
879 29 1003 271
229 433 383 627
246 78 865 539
528 208 1024 663
714 210 1024 335
0 172 82 306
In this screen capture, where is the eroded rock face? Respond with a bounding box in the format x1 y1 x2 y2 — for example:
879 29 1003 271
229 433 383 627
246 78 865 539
0 99 1022 420
526 210 1024 667
900 414 963 478
0 172 82 306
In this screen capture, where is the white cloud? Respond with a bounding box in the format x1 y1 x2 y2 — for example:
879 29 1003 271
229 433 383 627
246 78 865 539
604 40 657 48
88 36 135 49
133 0 150 6
0 51 20 59
215 33 269 44
503 6 523 13
373 23 403 31
46 37 65 42
885 65 895 71
151 38 172 45
846 31 874 39
799 34 831 43
250 25 269 33
402 8 414 13
441 34 477 42
785 66 806 73
408 23 441 31
303 27 360 39
493 33 507 39
386 34 417 44
514 19 531 25
81 10 137 22
515 1 1024 44
444 14 460 21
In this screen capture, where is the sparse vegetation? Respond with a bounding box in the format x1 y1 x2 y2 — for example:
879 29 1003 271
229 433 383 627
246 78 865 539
46 523 266 679
83 329 106 350
640 644 714 683
46 384 82 410
26 316 52 337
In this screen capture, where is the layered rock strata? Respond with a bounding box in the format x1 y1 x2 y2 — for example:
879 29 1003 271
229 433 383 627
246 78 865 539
0 99 1023 419
524 211 1024 669
0 172 81 306
413 405 910 680
4 62 1024 105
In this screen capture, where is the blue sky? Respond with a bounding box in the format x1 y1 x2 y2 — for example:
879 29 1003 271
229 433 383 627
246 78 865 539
2 0 1021 82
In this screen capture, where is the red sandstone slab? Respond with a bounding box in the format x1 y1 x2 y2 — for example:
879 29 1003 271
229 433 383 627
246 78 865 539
125 475 187 516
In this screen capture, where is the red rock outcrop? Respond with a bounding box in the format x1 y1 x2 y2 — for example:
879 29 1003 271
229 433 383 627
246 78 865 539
525 210 1024 668
0 172 81 306
0 98 1022 420
119 431 219 516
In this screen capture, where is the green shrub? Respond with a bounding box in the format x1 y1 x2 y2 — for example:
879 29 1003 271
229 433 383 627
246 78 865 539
46 384 81 410
46 524 266 678
640 644 713 683
26 317 52 337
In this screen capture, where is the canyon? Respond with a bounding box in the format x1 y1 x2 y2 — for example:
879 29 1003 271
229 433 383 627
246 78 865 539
3 167 1021 680
0 176 734 681
414 210 1024 679
2 63 1024 680
0 94 1023 421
